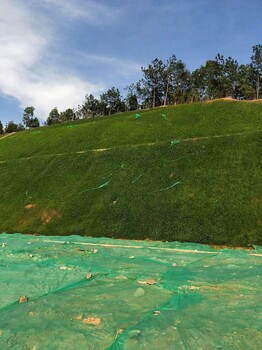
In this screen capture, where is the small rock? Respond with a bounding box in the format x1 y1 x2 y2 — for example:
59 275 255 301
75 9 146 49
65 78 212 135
189 286 198 291
86 272 92 279
133 288 145 297
29 311 37 317
19 295 28 303
76 315 83 320
129 256 135 259
153 310 161 316
116 275 128 280
93 249 98 254
172 263 177 267
146 278 155 285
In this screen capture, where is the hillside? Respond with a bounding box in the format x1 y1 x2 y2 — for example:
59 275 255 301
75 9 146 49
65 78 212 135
1 100 262 246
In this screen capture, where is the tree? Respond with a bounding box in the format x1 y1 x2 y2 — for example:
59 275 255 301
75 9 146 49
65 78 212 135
5 121 24 133
192 58 224 100
172 60 191 104
164 55 177 105
60 108 76 122
46 107 61 125
125 84 138 110
223 56 240 98
100 87 123 115
17 123 25 131
191 68 206 101
77 94 100 118
23 106 40 128
140 58 166 108
0 121 3 134
238 64 255 100
251 44 262 99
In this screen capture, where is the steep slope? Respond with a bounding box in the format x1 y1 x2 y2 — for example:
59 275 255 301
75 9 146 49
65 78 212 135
1 100 262 245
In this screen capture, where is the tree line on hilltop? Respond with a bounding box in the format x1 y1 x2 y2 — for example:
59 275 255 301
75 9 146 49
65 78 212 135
1 44 261 134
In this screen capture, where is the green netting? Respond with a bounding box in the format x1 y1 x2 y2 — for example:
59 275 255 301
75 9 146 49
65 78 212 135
170 139 180 145
0 233 261 349
154 181 181 192
79 178 112 193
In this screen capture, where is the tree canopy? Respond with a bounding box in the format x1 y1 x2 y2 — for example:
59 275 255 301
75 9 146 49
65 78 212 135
23 106 40 128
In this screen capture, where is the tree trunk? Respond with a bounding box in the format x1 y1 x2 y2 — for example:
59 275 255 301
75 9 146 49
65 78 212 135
256 75 260 99
153 86 156 108
164 79 169 106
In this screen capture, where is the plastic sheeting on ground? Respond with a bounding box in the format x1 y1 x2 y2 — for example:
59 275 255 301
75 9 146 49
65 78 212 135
0 233 261 349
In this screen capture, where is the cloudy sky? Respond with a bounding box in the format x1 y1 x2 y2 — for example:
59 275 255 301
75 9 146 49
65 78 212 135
0 0 261 124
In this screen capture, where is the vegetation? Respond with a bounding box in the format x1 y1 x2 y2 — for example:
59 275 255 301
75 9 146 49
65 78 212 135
0 100 262 246
23 106 40 128
4 121 25 133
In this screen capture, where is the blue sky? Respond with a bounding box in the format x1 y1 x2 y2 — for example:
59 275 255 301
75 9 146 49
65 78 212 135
0 0 261 124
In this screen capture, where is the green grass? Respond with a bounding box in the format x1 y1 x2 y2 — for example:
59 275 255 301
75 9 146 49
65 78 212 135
1 100 262 246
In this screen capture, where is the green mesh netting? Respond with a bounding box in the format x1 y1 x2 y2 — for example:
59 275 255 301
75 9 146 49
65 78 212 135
0 233 261 349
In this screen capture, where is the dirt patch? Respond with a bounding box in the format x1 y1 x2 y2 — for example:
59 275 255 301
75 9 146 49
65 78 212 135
0 132 16 140
41 210 61 224
207 97 234 103
200 285 225 292
210 244 254 251
207 97 262 104
251 197 262 206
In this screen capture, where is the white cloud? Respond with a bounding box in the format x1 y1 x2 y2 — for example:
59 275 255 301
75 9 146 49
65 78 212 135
0 1 103 121
41 0 122 25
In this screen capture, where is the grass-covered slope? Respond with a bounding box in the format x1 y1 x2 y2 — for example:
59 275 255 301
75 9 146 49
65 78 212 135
1 100 262 246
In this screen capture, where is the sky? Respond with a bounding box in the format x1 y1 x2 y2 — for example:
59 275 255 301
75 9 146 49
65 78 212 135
0 0 261 125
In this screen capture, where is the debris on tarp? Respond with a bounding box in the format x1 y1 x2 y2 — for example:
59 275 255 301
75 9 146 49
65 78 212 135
146 278 156 285
82 317 102 326
0 233 261 350
86 272 92 279
133 288 145 297
19 296 28 304
153 310 161 316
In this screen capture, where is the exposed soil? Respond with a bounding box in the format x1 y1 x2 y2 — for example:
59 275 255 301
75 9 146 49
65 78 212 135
41 210 61 224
